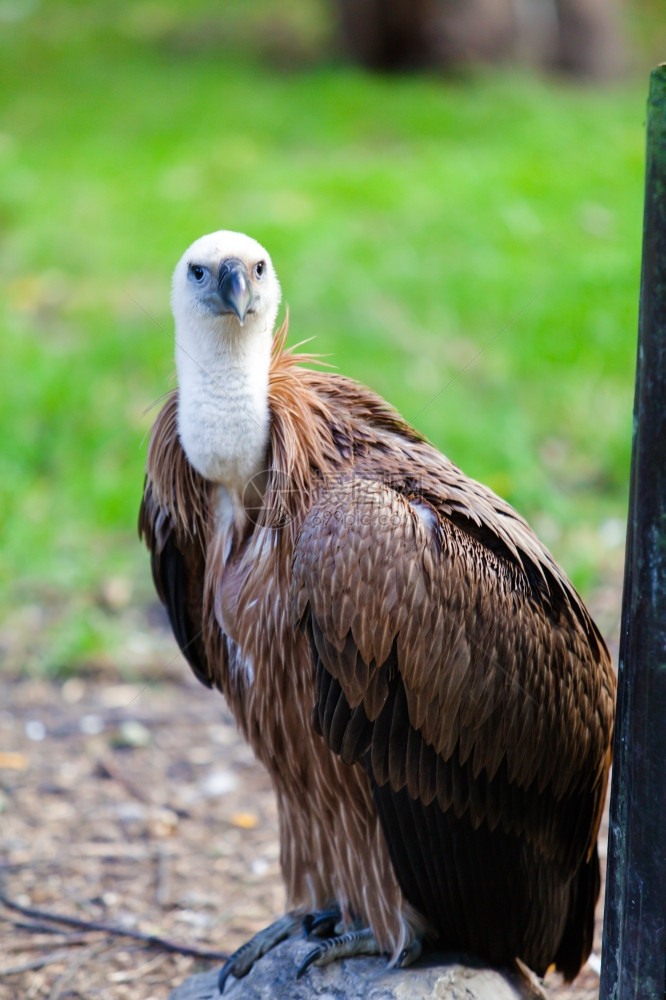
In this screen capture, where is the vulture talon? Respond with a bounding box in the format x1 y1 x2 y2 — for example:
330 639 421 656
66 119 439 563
302 906 343 939
296 945 323 980
296 927 380 979
395 937 423 968
217 913 301 993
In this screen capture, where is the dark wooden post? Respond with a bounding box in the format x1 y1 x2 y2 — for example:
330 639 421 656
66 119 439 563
599 65 666 1000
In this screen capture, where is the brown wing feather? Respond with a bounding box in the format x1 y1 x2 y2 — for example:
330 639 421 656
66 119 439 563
138 394 213 688
292 477 614 978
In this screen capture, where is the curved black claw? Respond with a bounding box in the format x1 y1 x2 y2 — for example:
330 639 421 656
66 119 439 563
301 907 342 939
395 937 423 968
296 944 323 980
218 913 301 993
218 944 252 994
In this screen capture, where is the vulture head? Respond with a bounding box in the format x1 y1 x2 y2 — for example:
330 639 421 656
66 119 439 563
172 229 281 340
171 230 282 491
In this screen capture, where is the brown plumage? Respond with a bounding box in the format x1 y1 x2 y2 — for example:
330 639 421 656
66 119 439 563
139 231 615 983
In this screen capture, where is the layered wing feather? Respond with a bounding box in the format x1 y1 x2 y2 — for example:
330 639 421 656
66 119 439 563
291 477 614 977
138 393 213 688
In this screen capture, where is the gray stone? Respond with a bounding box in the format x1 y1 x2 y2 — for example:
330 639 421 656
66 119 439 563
169 938 538 999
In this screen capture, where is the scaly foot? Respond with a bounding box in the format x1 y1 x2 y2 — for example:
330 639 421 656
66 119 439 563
296 924 423 979
218 912 301 993
296 926 381 979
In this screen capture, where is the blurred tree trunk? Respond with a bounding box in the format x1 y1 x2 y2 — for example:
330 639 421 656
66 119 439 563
333 0 624 78
552 0 624 78
335 0 437 70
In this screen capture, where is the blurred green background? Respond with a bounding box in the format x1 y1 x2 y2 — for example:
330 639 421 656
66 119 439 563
0 0 661 673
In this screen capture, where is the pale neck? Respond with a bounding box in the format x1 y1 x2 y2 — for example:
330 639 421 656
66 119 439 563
175 317 273 498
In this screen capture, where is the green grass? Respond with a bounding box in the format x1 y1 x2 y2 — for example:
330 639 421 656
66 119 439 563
0 1 649 671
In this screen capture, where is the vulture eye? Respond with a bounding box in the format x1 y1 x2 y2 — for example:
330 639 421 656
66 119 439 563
188 264 207 283
254 261 266 280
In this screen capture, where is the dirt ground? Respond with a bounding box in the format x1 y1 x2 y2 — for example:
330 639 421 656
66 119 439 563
0 588 620 1000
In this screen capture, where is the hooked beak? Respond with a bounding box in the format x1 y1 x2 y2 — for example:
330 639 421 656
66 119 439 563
217 258 253 325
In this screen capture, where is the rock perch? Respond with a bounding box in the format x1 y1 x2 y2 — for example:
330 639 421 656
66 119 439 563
169 938 540 1000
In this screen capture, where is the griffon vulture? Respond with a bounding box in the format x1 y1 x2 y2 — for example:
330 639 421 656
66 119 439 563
139 231 616 989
